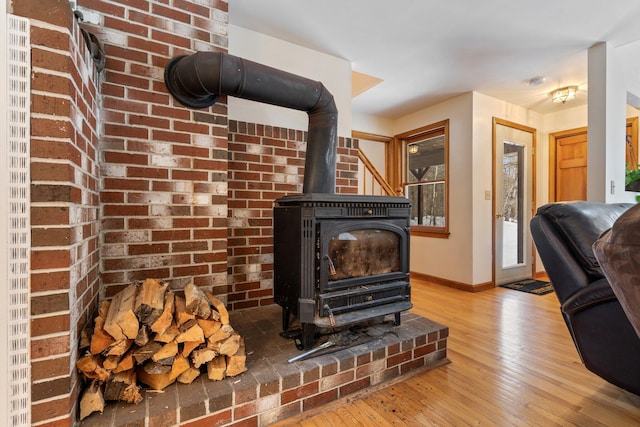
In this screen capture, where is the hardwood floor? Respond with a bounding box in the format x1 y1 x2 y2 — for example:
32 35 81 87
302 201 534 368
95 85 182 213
272 279 640 426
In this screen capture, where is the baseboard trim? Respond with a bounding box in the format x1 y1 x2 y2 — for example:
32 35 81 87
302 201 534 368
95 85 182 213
410 271 494 293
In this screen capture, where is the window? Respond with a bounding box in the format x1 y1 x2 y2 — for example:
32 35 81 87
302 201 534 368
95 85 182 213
396 120 449 237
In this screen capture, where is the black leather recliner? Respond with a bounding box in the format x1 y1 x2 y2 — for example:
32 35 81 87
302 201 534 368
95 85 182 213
530 201 640 395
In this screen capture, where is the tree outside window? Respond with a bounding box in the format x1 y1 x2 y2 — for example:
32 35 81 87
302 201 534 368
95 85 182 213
395 120 449 238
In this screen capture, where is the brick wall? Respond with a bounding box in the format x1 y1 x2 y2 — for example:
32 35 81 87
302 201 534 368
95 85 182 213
86 0 230 299
12 0 102 424
13 0 360 423
14 0 231 424
227 120 359 311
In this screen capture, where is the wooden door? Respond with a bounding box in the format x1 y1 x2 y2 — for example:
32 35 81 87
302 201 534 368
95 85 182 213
550 128 587 202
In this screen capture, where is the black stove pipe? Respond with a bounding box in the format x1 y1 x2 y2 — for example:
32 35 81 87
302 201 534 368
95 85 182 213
164 51 338 194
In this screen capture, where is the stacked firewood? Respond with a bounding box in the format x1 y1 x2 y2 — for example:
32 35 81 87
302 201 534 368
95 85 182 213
77 279 246 420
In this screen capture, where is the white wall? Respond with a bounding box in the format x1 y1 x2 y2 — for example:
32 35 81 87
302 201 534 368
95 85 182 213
352 111 393 136
620 39 640 101
588 42 632 203
357 137 387 194
543 104 587 134
472 93 544 284
393 93 475 285
358 139 385 171
228 25 352 137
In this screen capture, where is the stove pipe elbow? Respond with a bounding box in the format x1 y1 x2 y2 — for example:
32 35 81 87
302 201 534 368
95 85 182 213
164 51 338 194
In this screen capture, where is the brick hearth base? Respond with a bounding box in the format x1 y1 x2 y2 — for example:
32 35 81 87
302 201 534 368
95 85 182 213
81 305 449 426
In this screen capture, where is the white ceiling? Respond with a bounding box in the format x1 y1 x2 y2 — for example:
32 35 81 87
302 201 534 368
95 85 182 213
229 0 640 119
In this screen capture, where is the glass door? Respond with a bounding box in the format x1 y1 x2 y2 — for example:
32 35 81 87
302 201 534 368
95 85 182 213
494 119 535 285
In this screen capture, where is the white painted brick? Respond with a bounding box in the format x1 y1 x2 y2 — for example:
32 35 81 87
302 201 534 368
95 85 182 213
119 230 150 243
137 192 172 204
100 29 126 47
173 181 194 193
254 394 280 414
260 279 272 289
227 217 248 228
150 154 179 167
150 204 173 217
193 40 214 52
213 182 227 195
202 204 227 217
102 164 126 177
212 9 228 24
194 194 210 205
246 271 263 281
102 244 126 257
192 134 216 148
211 22 227 36
233 209 259 219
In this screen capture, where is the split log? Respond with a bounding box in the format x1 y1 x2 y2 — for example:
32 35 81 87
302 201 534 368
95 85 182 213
226 340 246 377
122 383 143 405
191 348 217 368
176 323 205 344
181 341 201 358
177 367 201 384
137 366 175 390
132 341 163 364
205 291 229 324
104 284 139 340
87 301 111 354
207 356 226 381
79 381 105 420
113 350 135 374
77 354 110 382
184 283 211 319
98 300 111 318
210 333 241 356
208 323 234 343
152 341 178 363
134 278 168 325
104 370 142 404
103 354 120 371
197 318 222 338
174 295 195 327
134 325 150 347
150 291 175 335
80 325 92 351
143 361 171 375
155 323 180 343
90 316 116 355
105 339 133 357
169 353 190 381
178 318 198 333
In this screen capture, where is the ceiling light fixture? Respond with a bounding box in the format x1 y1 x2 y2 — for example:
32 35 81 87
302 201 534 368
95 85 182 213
408 145 418 154
551 86 578 104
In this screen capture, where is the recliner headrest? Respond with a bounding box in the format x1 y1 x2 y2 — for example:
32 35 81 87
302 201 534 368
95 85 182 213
536 201 633 279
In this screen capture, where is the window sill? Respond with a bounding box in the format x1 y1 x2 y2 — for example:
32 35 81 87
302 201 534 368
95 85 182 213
410 228 450 239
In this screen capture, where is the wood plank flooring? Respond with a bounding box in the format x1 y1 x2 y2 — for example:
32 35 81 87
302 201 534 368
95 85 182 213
272 279 640 426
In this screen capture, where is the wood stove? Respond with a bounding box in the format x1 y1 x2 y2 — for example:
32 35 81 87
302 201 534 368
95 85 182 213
274 194 412 349
164 51 413 350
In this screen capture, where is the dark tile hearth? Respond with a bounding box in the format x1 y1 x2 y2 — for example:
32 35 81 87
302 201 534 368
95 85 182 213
81 305 448 426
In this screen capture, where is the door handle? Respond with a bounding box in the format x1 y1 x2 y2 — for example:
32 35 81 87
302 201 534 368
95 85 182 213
496 212 503 219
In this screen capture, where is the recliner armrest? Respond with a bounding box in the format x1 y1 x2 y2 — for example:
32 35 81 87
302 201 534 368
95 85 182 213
562 278 618 315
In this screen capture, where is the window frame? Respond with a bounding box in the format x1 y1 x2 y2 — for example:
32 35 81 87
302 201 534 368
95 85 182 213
394 119 450 238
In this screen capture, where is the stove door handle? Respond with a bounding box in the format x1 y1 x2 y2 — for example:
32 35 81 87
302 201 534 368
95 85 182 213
325 255 337 276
